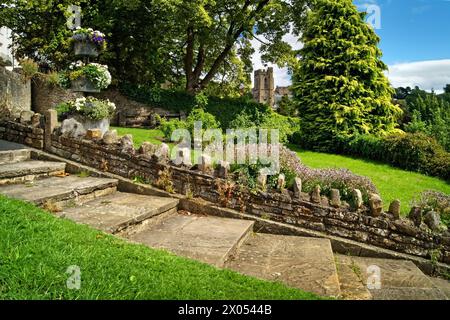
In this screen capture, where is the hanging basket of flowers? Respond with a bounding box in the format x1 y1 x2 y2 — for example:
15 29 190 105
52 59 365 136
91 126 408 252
61 61 112 92
72 27 107 57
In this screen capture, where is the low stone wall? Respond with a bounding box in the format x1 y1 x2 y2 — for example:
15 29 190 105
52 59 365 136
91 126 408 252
0 67 31 119
45 127 450 265
0 120 44 149
0 115 448 265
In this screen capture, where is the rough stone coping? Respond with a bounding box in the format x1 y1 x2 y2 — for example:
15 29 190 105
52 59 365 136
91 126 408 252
26 146 450 278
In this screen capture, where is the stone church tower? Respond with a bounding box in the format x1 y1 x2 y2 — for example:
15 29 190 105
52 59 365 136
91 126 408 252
252 67 275 107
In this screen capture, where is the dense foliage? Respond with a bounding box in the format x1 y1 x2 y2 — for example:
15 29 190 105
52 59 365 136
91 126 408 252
120 83 274 129
333 133 450 181
1 0 310 94
292 0 402 150
394 86 450 151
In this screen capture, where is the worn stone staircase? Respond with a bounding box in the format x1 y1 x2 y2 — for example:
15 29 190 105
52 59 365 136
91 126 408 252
0 140 449 300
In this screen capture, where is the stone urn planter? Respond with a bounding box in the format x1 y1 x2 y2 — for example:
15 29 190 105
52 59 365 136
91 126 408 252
73 115 110 137
71 77 100 93
74 40 99 57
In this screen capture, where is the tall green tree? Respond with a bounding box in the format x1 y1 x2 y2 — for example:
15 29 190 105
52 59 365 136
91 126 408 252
0 0 85 69
292 0 402 150
1 0 309 94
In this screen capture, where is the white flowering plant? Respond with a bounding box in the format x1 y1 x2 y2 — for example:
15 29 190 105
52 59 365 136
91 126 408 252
72 27 107 50
56 97 116 121
61 61 112 90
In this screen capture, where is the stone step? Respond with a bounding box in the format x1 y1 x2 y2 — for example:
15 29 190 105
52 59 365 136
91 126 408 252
59 192 179 234
0 175 118 206
336 255 448 300
225 233 341 298
0 149 30 165
127 214 255 267
335 255 372 300
428 276 450 299
0 160 66 184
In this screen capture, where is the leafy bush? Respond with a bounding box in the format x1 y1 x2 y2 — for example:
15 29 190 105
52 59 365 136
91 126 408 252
119 83 271 130
396 87 450 151
260 113 300 144
159 118 186 140
159 107 220 140
185 108 221 134
333 133 450 180
56 97 116 121
19 58 39 80
413 191 450 228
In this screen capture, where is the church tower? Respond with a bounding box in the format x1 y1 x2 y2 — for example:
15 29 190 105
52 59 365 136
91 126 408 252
252 67 275 107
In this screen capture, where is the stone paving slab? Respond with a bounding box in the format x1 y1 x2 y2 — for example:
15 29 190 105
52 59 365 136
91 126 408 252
225 233 341 298
0 149 30 165
0 175 118 205
340 256 448 300
335 255 372 300
61 192 179 233
428 276 450 299
128 214 255 267
0 160 66 179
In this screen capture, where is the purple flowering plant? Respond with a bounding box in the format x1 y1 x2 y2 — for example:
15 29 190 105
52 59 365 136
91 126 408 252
72 27 107 50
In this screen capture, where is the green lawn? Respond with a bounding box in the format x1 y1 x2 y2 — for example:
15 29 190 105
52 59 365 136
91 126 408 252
288 144 450 214
0 195 320 300
112 127 449 215
113 127 167 147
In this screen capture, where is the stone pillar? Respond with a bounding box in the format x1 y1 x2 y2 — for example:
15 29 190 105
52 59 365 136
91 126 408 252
44 109 57 151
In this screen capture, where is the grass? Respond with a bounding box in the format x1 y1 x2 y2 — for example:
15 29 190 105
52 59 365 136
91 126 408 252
0 195 320 300
113 127 166 147
288 144 450 214
112 127 449 215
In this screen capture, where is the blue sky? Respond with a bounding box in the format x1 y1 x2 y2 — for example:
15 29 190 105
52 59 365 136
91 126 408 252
355 0 450 64
252 0 450 92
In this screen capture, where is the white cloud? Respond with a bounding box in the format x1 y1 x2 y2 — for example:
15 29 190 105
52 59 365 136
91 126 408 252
387 59 450 93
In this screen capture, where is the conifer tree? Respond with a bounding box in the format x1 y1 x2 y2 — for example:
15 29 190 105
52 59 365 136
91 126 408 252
292 0 402 150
